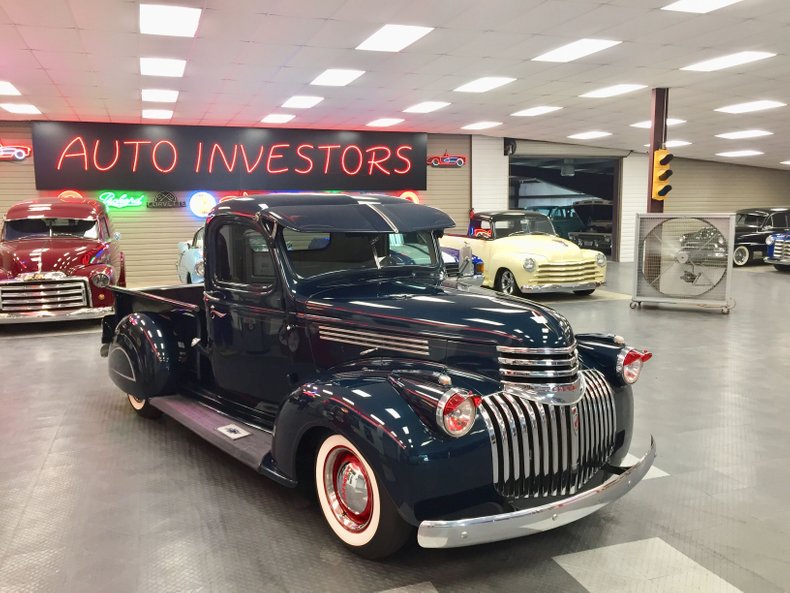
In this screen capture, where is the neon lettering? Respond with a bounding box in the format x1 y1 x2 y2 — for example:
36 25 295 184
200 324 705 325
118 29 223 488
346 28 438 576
394 145 413 174
341 145 363 175
98 191 146 209
92 140 120 172
317 144 341 174
266 143 290 174
195 141 203 173
122 140 152 172
239 145 265 173
295 144 314 174
152 140 178 173
209 143 238 173
366 146 392 176
56 136 89 171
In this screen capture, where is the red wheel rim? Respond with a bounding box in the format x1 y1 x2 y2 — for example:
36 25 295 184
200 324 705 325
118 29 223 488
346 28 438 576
323 446 373 532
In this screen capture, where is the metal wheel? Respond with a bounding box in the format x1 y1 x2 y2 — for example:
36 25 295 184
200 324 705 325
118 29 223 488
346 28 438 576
733 245 750 267
496 269 519 296
127 394 162 419
630 301 639 309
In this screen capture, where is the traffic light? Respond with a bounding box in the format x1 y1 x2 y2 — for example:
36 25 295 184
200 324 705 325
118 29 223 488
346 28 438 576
651 149 674 200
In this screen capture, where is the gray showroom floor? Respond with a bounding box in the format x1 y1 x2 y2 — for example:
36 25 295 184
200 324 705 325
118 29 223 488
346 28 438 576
1 263 789 593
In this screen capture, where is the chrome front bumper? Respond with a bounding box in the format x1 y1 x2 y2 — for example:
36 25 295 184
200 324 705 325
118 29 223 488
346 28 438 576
520 280 604 294
417 437 656 549
0 306 113 324
764 257 790 265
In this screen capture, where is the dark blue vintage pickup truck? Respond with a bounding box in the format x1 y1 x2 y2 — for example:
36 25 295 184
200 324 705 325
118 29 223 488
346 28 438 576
101 193 655 558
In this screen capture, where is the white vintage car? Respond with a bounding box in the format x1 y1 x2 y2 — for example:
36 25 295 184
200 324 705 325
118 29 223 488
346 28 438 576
176 227 204 284
440 210 607 296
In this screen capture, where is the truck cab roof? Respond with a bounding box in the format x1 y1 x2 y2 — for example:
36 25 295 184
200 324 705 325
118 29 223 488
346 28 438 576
212 193 455 233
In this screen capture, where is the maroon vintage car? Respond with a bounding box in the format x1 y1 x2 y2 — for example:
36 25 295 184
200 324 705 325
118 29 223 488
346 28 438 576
0 197 125 323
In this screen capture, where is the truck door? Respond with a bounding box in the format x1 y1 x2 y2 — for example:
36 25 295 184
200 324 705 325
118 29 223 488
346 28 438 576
204 218 292 422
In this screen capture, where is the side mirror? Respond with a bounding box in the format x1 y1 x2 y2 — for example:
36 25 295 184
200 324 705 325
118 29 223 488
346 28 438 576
458 243 475 277
112 231 122 241
177 241 190 254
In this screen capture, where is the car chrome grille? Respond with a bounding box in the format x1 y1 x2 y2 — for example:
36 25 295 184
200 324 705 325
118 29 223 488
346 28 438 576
498 343 579 386
0 280 89 312
478 369 616 499
774 238 789 259
533 261 599 284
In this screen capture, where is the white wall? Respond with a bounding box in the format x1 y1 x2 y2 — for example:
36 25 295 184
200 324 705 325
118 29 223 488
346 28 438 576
422 134 471 227
618 153 649 263
471 135 509 212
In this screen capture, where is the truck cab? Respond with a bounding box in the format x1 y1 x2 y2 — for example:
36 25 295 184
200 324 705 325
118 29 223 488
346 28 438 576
101 193 654 559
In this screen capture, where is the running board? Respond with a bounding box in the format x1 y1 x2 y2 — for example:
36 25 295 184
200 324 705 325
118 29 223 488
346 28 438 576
151 394 273 472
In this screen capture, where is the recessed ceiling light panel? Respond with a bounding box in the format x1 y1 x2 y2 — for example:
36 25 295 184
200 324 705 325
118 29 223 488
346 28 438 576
581 84 646 98
310 69 365 86
631 118 686 128
0 103 41 114
356 24 434 52
532 39 621 63
140 57 187 77
282 95 324 109
454 77 515 93
717 150 763 157
403 101 450 113
662 0 744 14
367 118 404 127
141 89 179 103
0 81 21 96
142 108 173 119
568 131 612 140
715 100 786 114
261 114 295 124
462 121 502 130
645 140 692 148
511 106 563 117
140 4 202 37
715 129 773 139
681 51 775 72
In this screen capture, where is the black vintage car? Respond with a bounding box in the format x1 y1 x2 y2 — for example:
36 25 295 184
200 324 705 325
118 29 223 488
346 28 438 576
100 194 655 559
732 207 790 266
568 200 613 254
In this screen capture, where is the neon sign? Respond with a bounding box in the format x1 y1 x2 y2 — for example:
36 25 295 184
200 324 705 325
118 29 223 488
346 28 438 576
189 191 217 218
98 191 146 209
0 143 32 161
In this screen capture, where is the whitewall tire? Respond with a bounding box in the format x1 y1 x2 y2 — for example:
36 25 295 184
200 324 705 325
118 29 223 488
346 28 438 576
127 394 162 419
733 246 750 267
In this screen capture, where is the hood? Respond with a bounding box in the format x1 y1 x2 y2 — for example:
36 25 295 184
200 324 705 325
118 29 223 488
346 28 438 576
304 279 574 349
495 234 590 261
572 202 612 225
0 238 105 277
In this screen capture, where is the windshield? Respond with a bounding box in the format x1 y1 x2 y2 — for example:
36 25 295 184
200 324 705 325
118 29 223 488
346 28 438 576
282 229 439 279
2 218 99 241
494 216 556 238
735 213 764 227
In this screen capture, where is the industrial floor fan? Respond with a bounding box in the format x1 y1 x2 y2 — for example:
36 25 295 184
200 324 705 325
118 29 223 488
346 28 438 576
632 213 735 313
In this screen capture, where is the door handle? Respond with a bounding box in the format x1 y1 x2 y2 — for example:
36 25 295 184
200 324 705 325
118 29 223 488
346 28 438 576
209 308 227 318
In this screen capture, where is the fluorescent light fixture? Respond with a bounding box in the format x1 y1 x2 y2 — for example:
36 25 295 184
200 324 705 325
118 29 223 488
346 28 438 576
310 69 365 87
454 77 515 93
0 103 41 114
356 24 433 52
281 95 323 109
0 81 21 95
715 99 786 114
662 0 744 13
261 113 295 124
511 106 562 117
142 108 173 119
140 57 187 77
780 161 790 166
140 4 202 37
681 51 775 72
717 150 763 157
568 131 612 140
581 84 646 98
461 121 502 130
141 88 179 102
715 129 773 139
631 118 686 128
403 101 450 113
645 140 692 148
367 118 404 127
532 39 621 63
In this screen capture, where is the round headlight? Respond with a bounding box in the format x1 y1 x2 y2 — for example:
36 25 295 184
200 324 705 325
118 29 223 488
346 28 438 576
195 260 205 277
91 272 111 288
436 389 481 438
766 235 775 245
595 253 607 267
618 348 653 384
718 236 725 246
522 257 536 272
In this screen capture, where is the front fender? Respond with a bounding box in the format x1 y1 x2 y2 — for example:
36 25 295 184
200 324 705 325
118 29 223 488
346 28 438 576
272 373 496 525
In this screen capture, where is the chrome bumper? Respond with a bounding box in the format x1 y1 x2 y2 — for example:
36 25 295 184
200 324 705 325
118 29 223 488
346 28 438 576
764 256 790 265
520 280 604 294
0 306 113 324
417 437 656 549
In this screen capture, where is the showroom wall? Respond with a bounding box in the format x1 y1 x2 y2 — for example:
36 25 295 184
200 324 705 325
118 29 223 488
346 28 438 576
618 153 649 263
470 135 509 212
0 123 472 286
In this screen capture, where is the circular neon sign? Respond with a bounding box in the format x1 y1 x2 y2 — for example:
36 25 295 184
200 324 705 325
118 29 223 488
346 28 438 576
189 191 217 218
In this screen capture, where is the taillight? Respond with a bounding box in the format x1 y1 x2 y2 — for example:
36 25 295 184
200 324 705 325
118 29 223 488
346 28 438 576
619 348 653 384
474 261 484 275
436 389 481 437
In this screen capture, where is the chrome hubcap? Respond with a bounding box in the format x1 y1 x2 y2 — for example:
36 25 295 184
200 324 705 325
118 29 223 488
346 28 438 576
323 447 372 532
733 247 748 265
501 271 515 294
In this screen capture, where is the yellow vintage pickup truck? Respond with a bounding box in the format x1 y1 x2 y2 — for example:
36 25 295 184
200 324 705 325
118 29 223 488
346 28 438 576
440 210 607 296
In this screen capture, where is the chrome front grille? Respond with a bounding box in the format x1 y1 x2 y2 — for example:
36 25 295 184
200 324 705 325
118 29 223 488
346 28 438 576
498 343 579 386
0 280 89 312
478 369 616 499
534 261 599 284
774 238 789 259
